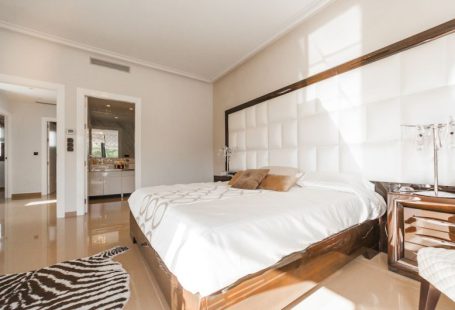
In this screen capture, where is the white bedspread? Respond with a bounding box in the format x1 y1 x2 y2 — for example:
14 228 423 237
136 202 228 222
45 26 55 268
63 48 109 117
128 182 385 296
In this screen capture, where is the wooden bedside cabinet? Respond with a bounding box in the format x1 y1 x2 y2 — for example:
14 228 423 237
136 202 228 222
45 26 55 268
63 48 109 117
387 192 455 280
214 174 232 182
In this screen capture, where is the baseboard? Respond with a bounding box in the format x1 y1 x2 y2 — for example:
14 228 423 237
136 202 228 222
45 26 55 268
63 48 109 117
65 211 77 218
11 192 42 200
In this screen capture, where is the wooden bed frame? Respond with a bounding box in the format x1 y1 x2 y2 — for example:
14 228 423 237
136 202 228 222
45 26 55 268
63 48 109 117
129 180 388 310
130 210 383 309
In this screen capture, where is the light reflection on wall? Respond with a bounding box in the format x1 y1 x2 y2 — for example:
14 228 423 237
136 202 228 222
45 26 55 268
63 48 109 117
307 6 362 76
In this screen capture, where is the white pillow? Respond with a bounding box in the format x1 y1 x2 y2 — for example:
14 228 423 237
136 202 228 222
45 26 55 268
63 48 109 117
297 171 375 192
297 172 386 219
260 166 303 179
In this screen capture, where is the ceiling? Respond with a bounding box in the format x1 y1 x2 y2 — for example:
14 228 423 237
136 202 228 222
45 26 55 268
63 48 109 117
0 82 57 103
88 97 134 124
0 0 332 81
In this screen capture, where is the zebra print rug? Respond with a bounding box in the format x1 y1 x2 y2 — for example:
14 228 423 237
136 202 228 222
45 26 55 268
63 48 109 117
0 246 130 310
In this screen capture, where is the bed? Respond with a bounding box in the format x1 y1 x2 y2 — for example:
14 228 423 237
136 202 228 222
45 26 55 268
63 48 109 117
129 174 386 309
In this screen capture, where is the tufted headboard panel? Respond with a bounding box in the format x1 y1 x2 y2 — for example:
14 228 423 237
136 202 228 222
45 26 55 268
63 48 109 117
226 21 455 186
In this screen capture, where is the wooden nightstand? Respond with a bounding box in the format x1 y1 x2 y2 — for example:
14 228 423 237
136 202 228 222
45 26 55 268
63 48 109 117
387 192 455 280
214 175 232 182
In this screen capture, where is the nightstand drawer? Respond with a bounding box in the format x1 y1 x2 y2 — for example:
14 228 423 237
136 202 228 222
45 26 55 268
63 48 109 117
403 206 455 265
404 207 455 233
405 227 455 246
403 242 424 262
403 228 455 264
387 192 455 280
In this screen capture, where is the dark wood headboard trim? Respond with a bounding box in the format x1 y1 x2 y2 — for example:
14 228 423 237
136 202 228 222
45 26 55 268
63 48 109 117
224 18 455 147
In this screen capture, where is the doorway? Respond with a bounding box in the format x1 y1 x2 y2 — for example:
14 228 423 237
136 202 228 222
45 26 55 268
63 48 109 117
46 121 57 196
76 88 141 216
86 97 135 205
0 74 65 218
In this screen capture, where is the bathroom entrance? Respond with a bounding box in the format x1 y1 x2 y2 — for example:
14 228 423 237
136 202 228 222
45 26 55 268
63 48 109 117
86 97 136 204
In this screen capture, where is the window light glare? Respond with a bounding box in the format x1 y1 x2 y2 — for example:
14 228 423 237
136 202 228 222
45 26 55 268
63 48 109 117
25 199 57 207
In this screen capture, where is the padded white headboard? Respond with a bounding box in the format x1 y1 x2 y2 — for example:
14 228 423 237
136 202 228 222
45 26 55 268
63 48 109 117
228 32 455 186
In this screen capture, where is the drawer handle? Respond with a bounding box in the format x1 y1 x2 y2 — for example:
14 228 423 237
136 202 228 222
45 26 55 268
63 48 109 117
413 216 455 228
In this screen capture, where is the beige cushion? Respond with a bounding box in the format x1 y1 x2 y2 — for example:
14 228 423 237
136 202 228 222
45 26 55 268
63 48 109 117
228 171 243 186
230 169 269 190
258 174 297 192
260 166 302 178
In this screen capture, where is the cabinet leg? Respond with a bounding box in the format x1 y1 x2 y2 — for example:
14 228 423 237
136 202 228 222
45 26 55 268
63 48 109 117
419 280 441 310
362 248 379 260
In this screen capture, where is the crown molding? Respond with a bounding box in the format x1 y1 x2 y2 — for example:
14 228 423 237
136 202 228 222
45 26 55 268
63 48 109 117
211 0 334 82
0 0 334 84
0 20 211 83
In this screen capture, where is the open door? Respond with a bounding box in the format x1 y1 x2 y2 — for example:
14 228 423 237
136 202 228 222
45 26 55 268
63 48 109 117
84 96 89 213
47 121 57 195
0 115 7 199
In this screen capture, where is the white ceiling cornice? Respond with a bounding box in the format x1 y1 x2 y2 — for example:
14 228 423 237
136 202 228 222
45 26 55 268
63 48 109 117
0 20 211 83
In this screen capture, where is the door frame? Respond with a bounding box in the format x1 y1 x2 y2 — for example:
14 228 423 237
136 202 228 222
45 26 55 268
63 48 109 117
76 88 142 216
0 73 65 218
41 117 57 196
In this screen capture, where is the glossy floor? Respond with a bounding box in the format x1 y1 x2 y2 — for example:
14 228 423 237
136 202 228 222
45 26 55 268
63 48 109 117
0 197 453 310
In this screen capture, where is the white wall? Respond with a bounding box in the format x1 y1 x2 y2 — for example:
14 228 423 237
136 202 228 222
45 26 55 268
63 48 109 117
0 28 213 213
0 91 57 195
213 0 455 174
6 96 56 194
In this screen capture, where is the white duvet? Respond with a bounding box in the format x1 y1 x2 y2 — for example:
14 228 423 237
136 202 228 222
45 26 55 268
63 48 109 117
128 181 385 297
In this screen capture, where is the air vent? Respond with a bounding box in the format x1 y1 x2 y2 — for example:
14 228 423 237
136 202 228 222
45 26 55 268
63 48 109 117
90 57 130 73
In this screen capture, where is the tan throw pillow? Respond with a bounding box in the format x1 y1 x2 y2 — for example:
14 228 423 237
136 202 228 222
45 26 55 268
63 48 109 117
230 169 269 190
258 174 297 192
228 171 243 185
260 166 303 179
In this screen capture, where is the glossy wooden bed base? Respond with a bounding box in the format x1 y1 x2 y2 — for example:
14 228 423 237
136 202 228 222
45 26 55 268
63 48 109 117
130 213 380 310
